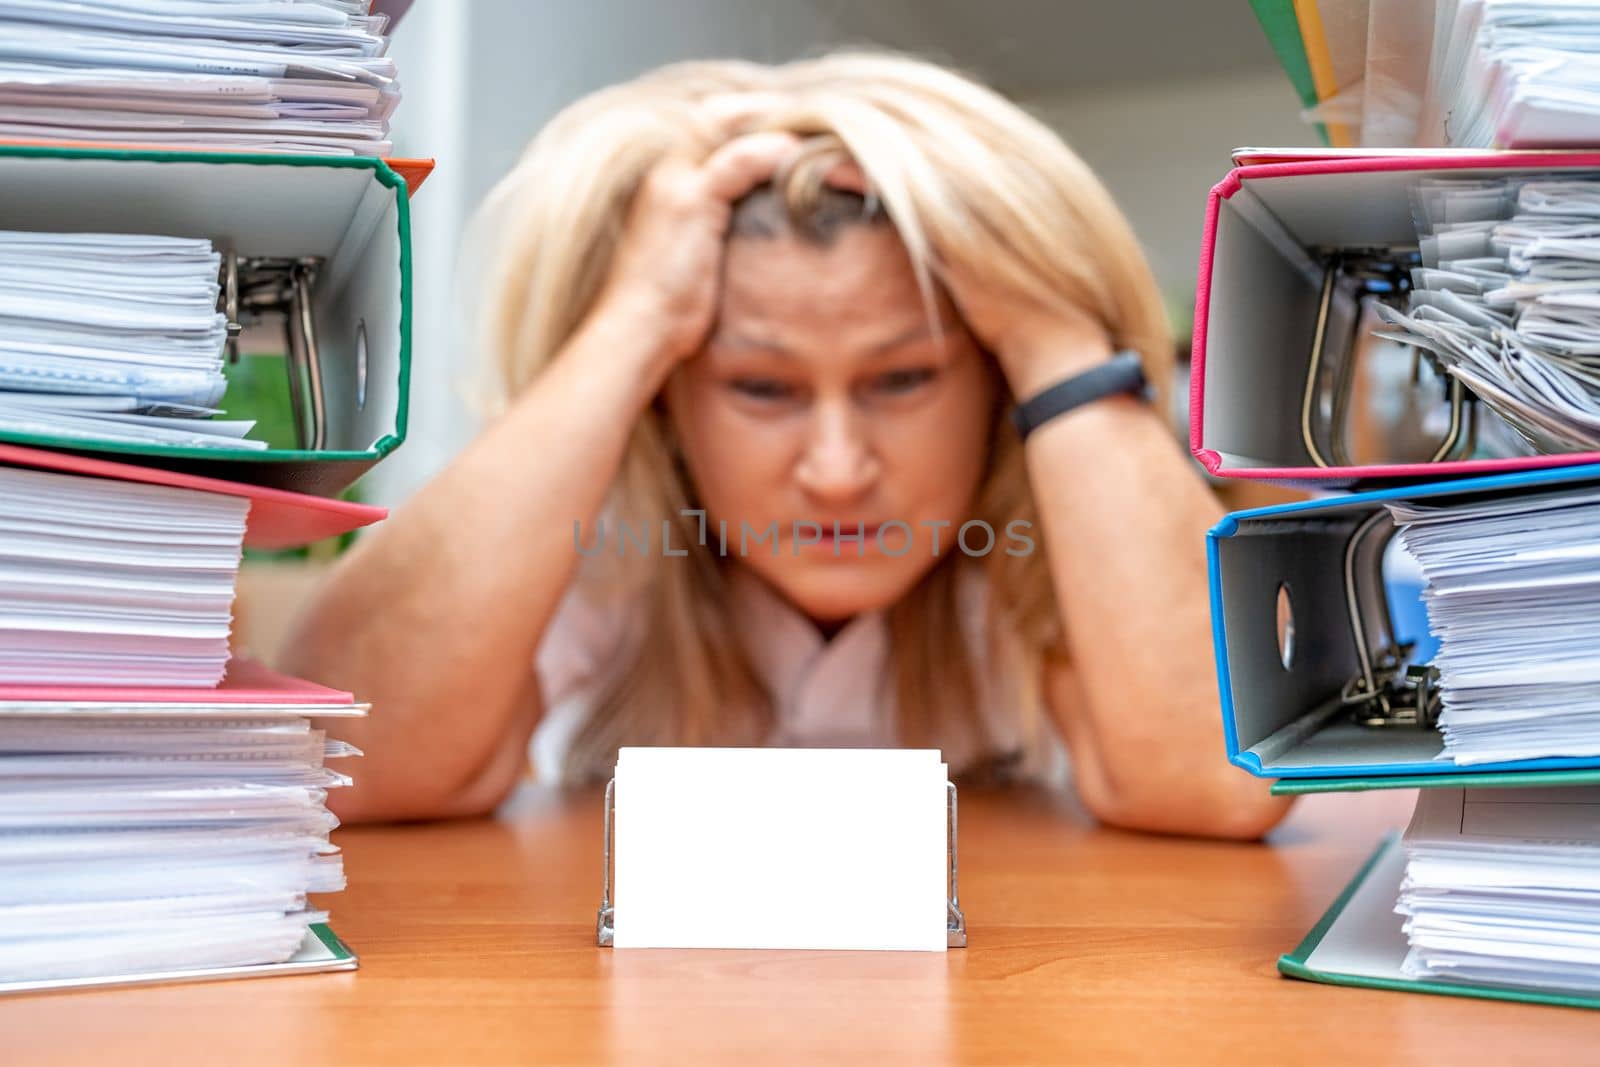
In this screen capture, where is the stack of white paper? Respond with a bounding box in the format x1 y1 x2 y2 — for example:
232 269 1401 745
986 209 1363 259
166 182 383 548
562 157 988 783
612 747 951 951
0 464 247 686
1398 786 1600 992
0 710 352 986
0 0 397 156
0 229 263 450
1374 178 1600 454
1388 484 1600 764
1422 0 1600 147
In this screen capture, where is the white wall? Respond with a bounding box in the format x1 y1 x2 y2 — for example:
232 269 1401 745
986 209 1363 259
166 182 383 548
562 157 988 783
1022 69 1313 322
367 0 470 506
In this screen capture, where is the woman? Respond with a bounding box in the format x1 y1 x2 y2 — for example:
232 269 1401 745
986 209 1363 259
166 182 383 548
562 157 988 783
281 52 1291 837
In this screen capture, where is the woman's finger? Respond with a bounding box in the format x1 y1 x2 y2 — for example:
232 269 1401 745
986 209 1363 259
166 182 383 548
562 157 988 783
699 130 804 203
697 92 785 136
822 158 869 194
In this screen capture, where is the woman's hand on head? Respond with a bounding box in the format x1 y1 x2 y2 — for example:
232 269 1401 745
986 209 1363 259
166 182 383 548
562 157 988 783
824 157 1116 398
940 268 1115 399
588 120 803 373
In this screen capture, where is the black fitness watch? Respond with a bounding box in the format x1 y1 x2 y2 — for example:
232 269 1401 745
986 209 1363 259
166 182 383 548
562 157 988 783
1008 350 1148 442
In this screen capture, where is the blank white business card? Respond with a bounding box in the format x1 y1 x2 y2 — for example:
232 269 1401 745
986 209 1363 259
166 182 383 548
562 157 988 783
612 748 950 951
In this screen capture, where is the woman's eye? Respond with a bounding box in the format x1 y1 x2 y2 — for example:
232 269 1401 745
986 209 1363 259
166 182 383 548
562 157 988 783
871 367 938 394
730 378 798 401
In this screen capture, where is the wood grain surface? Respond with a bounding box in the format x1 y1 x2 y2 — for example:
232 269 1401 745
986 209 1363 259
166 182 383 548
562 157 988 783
4 784 1596 1066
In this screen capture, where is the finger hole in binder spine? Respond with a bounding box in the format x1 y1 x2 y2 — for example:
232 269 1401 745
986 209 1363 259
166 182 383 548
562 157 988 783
1276 582 1296 670
355 320 369 413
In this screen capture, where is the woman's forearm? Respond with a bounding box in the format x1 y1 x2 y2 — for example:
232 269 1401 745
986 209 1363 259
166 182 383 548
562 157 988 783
1023 393 1292 837
279 311 669 820
284 123 815 822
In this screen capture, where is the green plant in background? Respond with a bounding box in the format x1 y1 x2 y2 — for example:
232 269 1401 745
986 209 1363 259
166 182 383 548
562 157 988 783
1164 291 1194 359
226 351 362 563
223 350 298 449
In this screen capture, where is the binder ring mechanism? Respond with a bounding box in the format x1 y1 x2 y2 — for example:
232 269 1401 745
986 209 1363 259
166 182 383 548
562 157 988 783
595 779 968 948
1339 510 1441 730
219 248 328 450
1300 247 1479 469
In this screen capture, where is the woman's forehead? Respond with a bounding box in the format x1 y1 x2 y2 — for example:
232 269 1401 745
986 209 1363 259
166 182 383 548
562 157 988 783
720 226 933 318
711 245 964 360
714 229 961 356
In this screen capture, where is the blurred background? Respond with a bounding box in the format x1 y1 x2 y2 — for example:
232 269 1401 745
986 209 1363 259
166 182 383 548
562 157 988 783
239 0 1314 657
371 0 1309 504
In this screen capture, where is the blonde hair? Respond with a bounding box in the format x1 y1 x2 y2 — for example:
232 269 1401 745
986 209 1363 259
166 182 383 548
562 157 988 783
470 51 1171 782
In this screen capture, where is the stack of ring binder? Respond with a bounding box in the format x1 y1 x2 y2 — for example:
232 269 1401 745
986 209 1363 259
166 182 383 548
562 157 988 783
1196 145 1600 1009
0 4 427 996
0 145 414 497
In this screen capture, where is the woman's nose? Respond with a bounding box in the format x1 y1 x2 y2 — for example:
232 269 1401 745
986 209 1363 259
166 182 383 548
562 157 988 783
793 401 880 501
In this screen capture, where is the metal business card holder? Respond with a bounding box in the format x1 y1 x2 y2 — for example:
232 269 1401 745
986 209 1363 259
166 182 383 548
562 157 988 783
596 779 967 948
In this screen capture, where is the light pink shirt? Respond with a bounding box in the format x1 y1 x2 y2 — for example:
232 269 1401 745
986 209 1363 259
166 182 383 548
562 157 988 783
531 561 1068 784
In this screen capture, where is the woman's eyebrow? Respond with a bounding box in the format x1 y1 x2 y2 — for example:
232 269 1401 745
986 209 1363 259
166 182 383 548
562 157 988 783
707 320 956 358
868 322 937 355
707 331 792 356
869 318 968 356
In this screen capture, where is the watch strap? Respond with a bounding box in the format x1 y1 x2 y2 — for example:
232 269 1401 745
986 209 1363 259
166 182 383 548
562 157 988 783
1009 350 1147 441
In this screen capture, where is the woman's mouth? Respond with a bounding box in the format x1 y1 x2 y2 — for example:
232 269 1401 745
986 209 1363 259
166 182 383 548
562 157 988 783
803 522 885 553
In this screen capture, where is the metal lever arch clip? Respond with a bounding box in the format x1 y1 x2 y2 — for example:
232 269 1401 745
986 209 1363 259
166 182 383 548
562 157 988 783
1339 510 1441 729
1299 248 1478 469
219 249 328 450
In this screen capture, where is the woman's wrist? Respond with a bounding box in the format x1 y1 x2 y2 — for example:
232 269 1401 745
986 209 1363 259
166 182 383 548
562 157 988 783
998 322 1114 399
505 304 674 446
569 295 688 404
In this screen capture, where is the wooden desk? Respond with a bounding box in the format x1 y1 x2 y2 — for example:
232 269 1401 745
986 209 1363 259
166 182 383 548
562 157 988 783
5 785 1596 1066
